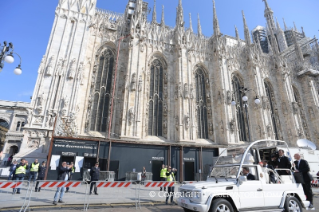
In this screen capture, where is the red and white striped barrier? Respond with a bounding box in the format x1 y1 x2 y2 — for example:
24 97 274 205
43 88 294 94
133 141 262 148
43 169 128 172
38 181 82 188
95 182 132 188
144 182 175 187
311 180 318 185
0 181 23 189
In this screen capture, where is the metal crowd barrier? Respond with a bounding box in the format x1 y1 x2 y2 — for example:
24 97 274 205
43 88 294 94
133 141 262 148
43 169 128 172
83 171 115 182
0 180 31 212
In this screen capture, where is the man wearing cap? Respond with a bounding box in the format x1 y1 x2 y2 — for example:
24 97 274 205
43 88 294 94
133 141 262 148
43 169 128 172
13 159 29 194
165 166 177 205
29 159 39 182
89 162 100 195
35 161 47 192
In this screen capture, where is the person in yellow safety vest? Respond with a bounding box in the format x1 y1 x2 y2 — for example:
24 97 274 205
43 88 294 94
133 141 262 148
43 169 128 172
165 166 177 205
29 159 39 183
66 162 76 192
160 164 167 192
13 158 29 194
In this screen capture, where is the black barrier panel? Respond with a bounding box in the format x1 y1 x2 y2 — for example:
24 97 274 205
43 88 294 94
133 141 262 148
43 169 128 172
202 148 218 178
171 146 180 182
48 139 98 180
183 147 199 181
110 143 168 181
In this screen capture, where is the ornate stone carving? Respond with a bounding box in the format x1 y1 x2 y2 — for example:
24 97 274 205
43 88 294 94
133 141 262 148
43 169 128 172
184 83 189 99
229 119 236 133
308 107 315 119
175 115 179 131
184 114 190 130
209 122 214 135
128 108 134 126
54 115 78 137
138 75 142 91
131 73 137 91
77 62 84 85
61 96 69 116
56 58 63 76
46 55 55 76
292 102 299 114
220 120 224 134
38 55 46 74
27 138 40 148
226 90 232 105
217 90 224 105
190 84 194 99
262 96 270 110
68 58 76 79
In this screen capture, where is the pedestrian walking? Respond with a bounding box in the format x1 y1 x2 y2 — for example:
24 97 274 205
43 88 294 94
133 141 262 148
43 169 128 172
141 166 146 185
89 162 100 195
66 162 76 193
53 162 73 205
276 149 291 175
8 160 18 180
165 166 177 205
35 161 47 192
293 153 314 208
12 159 29 194
29 159 39 182
160 164 167 191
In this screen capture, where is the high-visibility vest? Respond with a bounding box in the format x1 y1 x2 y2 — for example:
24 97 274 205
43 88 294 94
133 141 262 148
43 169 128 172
167 172 175 182
30 163 39 172
15 165 27 175
160 168 167 178
72 167 75 173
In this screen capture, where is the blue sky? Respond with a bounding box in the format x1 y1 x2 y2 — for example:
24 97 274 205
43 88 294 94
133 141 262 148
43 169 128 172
0 0 318 103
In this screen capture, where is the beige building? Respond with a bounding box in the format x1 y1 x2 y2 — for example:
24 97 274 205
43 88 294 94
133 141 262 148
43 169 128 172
1 0 319 180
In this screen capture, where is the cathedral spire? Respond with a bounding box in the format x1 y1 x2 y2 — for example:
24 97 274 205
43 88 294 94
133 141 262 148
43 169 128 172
263 0 275 31
283 18 288 30
152 0 157 24
176 0 184 28
276 17 282 31
293 30 304 62
189 13 193 32
294 22 298 31
242 11 251 45
267 23 279 54
213 0 221 37
161 5 165 27
235 25 239 40
197 14 202 36
263 0 270 9
301 27 305 37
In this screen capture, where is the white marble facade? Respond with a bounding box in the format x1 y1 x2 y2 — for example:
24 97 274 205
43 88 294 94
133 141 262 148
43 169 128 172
6 0 319 162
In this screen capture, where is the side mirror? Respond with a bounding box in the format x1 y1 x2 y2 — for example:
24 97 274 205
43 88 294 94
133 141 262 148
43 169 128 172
238 176 247 185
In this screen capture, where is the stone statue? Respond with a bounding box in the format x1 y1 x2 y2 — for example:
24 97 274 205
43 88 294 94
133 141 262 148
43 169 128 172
128 108 134 126
175 115 179 131
308 107 315 119
292 102 299 114
46 55 55 76
184 83 189 99
131 73 137 91
163 103 168 115
209 122 214 135
178 82 183 98
262 96 270 110
226 91 232 105
38 55 46 74
68 58 76 79
229 119 236 133
190 84 194 99
56 59 63 76
77 62 84 85
185 115 190 130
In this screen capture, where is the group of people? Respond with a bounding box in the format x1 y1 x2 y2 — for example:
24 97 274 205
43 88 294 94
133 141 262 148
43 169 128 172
240 149 313 209
8 158 47 194
160 164 177 205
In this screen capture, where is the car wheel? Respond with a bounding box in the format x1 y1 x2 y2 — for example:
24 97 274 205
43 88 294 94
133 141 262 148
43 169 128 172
183 208 193 212
284 196 303 212
210 198 234 212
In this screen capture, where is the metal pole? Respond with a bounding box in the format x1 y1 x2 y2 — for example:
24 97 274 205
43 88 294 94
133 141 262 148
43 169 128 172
244 103 251 143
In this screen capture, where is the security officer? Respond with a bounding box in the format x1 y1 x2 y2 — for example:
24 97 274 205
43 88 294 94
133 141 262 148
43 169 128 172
165 166 177 205
29 159 39 182
160 164 167 191
35 161 47 192
13 159 29 194
66 162 76 193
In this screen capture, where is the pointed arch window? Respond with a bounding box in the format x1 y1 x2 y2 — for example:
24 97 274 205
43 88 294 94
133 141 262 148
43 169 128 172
195 69 208 139
90 49 114 132
232 75 249 142
264 81 279 139
148 59 163 136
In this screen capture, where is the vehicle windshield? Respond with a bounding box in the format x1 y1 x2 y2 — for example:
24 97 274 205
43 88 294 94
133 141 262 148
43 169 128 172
214 145 250 165
209 166 239 179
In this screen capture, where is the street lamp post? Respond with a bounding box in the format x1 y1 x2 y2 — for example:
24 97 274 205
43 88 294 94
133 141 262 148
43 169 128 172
0 41 22 75
231 87 261 142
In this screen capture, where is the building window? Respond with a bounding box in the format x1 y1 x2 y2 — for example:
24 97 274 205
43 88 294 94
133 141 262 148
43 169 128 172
264 81 279 139
90 49 114 132
232 75 249 142
20 122 25 132
195 69 208 139
148 59 163 136
16 122 21 131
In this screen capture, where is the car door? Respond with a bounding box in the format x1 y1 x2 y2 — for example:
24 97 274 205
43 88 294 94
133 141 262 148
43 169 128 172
238 180 265 209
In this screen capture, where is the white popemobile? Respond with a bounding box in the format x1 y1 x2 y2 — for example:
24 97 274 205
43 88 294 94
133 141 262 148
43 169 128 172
177 140 314 212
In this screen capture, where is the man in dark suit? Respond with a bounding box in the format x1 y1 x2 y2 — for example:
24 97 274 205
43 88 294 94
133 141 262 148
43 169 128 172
89 162 100 195
277 149 291 175
294 153 313 208
242 167 255 180
53 162 73 205
262 160 276 183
